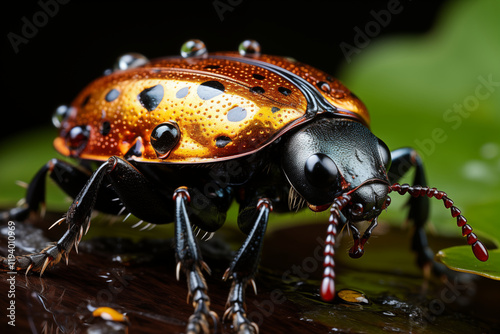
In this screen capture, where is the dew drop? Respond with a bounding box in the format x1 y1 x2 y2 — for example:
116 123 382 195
150 121 180 158
113 53 148 71
52 105 71 128
65 125 90 154
238 39 261 56
180 39 207 58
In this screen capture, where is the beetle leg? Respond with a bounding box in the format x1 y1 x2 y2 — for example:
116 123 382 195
1 159 58 222
348 218 378 259
1 157 116 274
223 198 271 334
173 187 218 334
1 156 174 274
388 148 448 276
347 222 362 258
0 159 124 223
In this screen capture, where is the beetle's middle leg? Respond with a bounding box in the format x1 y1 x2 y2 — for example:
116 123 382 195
222 197 272 334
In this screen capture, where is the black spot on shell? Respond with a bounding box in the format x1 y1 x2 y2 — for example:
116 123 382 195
271 107 280 113
81 94 91 107
150 121 180 158
176 87 189 99
138 84 164 111
252 73 265 80
105 89 120 102
197 80 225 100
250 86 265 94
227 106 247 122
278 87 292 96
215 136 232 148
100 121 111 136
204 65 221 70
124 137 144 158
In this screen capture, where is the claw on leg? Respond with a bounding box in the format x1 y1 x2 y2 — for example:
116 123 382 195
1 242 65 277
223 295 259 334
186 299 219 334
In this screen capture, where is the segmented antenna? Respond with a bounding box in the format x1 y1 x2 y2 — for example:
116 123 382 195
321 193 351 302
389 183 489 262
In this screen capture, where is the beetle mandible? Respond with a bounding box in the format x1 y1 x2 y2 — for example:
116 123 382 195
1 39 489 333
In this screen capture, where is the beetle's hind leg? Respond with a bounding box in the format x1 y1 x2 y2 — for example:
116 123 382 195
1 158 116 274
222 198 271 334
1 156 167 274
0 159 87 223
0 158 123 223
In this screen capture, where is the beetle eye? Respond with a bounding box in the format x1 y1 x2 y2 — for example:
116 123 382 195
351 203 364 217
377 139 392 170
304 153 339 188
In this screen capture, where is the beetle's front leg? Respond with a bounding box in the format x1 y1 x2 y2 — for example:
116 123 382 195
172 187 218 334
388 148 447 277
223 198 271 334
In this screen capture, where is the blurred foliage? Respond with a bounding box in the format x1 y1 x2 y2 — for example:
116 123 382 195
1 0 498 278
340 0 500 279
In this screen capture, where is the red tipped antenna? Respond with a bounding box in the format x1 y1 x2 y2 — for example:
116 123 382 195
321 193 351 302
389 183 489 262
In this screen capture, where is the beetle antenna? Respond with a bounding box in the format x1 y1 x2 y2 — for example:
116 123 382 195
389 183 489 262
321 193 351 302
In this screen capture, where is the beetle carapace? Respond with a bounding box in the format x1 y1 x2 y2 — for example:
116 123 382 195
1 39 488 334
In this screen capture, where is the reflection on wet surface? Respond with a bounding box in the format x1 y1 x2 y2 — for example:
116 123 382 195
1 211 499 333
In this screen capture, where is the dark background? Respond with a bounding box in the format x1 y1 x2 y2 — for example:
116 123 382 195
3 0 447 141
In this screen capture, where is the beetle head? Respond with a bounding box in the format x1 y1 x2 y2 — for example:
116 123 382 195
281 117 392 219
282 117 489 303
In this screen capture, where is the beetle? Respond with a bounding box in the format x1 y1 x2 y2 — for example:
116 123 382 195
1 39 489 334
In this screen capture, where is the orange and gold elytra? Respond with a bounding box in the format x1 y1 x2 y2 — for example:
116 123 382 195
54 53 369 164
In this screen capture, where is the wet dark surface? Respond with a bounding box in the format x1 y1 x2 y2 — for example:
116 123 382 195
1 211 499 334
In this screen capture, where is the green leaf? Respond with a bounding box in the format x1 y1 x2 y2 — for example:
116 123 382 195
437 200 500 280
436 246 500 280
